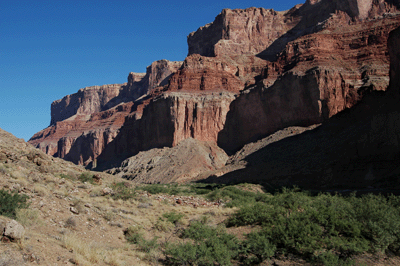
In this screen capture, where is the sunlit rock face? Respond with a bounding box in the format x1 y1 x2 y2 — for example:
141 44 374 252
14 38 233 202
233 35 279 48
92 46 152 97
30 0 400 179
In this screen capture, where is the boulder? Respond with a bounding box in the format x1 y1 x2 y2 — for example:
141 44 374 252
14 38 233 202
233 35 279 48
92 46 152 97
4 220 25 241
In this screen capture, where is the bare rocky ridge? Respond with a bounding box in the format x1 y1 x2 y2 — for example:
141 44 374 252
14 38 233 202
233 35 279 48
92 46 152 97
0 128 235 265
29 0 400 184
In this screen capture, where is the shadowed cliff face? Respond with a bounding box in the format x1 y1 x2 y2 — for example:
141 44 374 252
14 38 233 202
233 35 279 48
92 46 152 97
218 14 400 153
388 26 400 97
205 25 400 191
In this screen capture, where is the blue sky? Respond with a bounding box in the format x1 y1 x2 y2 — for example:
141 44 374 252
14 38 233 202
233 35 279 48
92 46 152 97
1 0 302 141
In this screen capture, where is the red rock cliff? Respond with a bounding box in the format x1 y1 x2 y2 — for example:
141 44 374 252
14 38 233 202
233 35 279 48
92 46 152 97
218 7 400 153
30 0 400 171
29 60 182 165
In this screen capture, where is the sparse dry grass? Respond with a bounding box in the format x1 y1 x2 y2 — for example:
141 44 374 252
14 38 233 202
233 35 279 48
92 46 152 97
62 233 103 264
16 208 40 227
32 184 48 196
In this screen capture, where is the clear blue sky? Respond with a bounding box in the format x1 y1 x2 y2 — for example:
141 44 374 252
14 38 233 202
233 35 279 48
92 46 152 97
1 0 302 141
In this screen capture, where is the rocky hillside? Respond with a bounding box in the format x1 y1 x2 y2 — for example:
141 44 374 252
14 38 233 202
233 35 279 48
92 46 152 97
0 128 242 265
29 0 400 184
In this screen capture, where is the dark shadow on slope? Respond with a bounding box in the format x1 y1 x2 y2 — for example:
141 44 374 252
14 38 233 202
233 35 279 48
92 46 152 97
202 91 400 193
93 96 177 171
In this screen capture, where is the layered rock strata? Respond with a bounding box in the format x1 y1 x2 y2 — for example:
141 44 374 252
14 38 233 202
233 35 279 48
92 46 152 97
30 0 400 180
205 25 400 190
218 11 400 152
29 60 182 165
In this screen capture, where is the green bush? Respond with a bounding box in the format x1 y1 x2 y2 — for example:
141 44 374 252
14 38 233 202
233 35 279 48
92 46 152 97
227 189 400 264
0 189 29 218
162 211 184 225
111 182 136 200
60 173 75 181
125 226 159 252
166 222 239 266
137 184 183 195
78 172 95 184
240 231 276 265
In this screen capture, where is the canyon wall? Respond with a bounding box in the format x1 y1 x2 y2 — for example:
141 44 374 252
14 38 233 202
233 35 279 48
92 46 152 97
218 13 400 152
29 60 182 164
207 25 400 189
30 0 400 177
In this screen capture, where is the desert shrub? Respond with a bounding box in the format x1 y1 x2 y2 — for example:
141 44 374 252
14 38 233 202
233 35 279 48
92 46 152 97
0 166 7 175
0 189 29 218
165 222 239 266
102 211 116 222
155 219 174 232
206 186 266 207
239 231 276 265
226 189 400 264
137 183 183 195
60 173 75 181
124 226 159 252
110 182 136 200
162 211 184 225
351 193 400 253
65 217 77 228
78 172 95 184
312 251 355 266
188 183 224 195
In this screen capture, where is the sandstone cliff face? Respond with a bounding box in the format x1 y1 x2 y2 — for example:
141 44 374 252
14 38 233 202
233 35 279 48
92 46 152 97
205 25 400 190
187 7 302 58
126 60 182 99
218 12 400 152
50 83 126 126
94 91 236 169
29 60 181 164
188 0 400 59
140 92 236 148
30 0 400 181
49 60 181 126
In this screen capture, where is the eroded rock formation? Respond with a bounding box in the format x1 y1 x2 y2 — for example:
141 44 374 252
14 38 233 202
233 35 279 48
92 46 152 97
218 9 400 152
29 60 182 165
30 0 400 183
107 138 229 183
205 25 400 190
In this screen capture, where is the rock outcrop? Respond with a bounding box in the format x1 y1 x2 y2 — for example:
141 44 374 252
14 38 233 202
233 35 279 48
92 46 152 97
4 220 25 241
188 0 400 59
107 138 229 183
205 25 400 190
30 0 400 184
29 60 182 165
94 91 236 169
218 10 400 153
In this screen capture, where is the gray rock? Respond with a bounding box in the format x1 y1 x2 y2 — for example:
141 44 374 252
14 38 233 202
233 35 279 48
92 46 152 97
70 207 79 214
4 220 25 240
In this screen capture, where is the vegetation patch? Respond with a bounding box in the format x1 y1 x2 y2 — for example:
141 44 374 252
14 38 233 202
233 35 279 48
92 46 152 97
110 182 136 200
124 226 159 252
78 172 96 185
0 189 29 218
226 188 400 264
165 221 239 266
